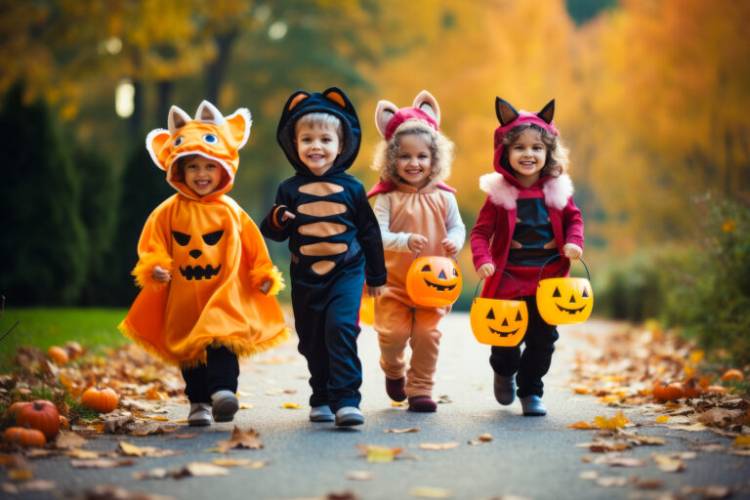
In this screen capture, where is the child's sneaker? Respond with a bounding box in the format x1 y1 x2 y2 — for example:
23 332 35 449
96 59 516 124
188 403 212 426
385 377 407 402
211 390 239 422
407 396 437 413
520 395 547 416
494 373 516 405
334 406 364 427
309 405 335 422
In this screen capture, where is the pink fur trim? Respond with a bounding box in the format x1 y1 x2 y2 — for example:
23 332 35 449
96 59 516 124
542 174 574 210
479 173 518 209
480 173 574 210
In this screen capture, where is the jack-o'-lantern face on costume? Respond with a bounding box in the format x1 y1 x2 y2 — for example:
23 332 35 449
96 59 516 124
536 277 593 325
172 228 225 281
470 298 528 347
405 256 462 307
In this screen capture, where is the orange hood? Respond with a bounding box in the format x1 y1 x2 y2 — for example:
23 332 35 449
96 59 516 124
146 101 251 201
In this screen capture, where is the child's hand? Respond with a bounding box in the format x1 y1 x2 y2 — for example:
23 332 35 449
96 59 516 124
367 285 384 297
259 279 272 294
281 209 296 222
477 263 496 279
563 243 583 260
152 265 171 283
441 238 458 256
408 234 428 253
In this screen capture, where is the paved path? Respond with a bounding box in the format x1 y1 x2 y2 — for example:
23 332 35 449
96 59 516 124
15 315 750 499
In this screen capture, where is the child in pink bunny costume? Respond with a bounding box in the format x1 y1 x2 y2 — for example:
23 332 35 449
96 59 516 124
368 90 465 412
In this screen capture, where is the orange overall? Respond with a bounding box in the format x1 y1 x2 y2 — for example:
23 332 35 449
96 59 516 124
373 184 460 398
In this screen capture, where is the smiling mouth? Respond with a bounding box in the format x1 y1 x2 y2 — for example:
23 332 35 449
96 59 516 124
179 264 222 280
423 279 456 292
556 304 586 314
488 326 519 337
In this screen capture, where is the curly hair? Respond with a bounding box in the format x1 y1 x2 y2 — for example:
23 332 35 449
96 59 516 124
500 123 569 177
371 121 454 185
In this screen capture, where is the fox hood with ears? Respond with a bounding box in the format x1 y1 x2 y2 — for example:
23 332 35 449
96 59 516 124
146 101 252 200
370 90 455 190
120 101 289 368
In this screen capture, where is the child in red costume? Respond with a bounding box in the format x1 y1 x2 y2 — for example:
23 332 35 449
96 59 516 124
470 98 584 416
368 90 465 412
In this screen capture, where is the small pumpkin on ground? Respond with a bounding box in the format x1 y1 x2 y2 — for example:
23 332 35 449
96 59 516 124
652 381 685 402
721 369 744 383
47 345 69 365
14 400 60 440
4 427 46 447
81 387 119 413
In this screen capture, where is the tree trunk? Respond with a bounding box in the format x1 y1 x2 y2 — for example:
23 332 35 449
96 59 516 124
205 29 239 104
156 80 174 124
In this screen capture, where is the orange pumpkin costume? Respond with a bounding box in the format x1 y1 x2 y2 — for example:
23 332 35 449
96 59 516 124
119 101 288 367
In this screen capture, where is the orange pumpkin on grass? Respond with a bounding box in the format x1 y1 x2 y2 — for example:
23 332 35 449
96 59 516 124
81 387 119 413
4 427 46 447
14 400 60 439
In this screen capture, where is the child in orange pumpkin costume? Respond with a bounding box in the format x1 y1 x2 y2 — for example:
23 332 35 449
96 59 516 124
119 101 288 426
368 91 465 412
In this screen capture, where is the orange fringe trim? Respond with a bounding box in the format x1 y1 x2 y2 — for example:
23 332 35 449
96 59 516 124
249 265 285 296
132 252 173 289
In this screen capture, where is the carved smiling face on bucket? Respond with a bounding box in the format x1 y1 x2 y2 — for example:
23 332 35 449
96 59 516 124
536 277 594 325
172 229 224 281
470 298 528 347
405 256 462 307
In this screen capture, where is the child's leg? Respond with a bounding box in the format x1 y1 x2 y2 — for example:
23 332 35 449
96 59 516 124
292 290 330 408
206 345 239 395
375 296 413 382
181 363 210 403
516 296 559 398
405 307 446 398
489 346 521 377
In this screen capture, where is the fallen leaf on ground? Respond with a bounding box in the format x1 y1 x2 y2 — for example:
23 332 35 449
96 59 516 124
133 467 170 480
632 477 664 490
170 433 197 440
569 420 596 430
409 486 452 498
655 415 670 424
346 470 373 481
239 403 253 410
594 411 630 430
652 453 685 472
66 449 99 459
70 458 135 468
384 427 419 434
325 491 359 500
680 485 732 498
55 431 87 449
419 442 459 451
468 433 493 445
212 458 256 467
667 422 707 432
582 440 631 453
281 402 301 409
357 445 402 463
436 395 452 404
596 476 628 487
8 468 33 481
81 484 175 499
579 470 598 480
215 427 264 453
390 401 407 408
174 462 229 478
598 456 645 467
118 441 176 458
733 435 750 448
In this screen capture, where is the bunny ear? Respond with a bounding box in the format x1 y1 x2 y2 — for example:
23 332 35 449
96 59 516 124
495 97 519 126
323 87 350 109
374 100 398 137
285 91 310 111
225 108 252 149
168 105 191 134
195 100 225 124
413 90 441 125
537 99 555 124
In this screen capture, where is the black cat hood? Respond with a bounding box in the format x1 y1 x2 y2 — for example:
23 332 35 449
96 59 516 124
277 87 361 176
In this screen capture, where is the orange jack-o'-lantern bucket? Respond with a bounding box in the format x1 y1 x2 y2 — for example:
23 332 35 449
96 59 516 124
405 256 463 308
536 257 594 325
469 280 528 347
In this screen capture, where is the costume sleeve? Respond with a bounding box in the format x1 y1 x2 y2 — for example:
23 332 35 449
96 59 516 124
131 205 173 289
260 186 292 242
373 194 411 252
444 192 466 251
562 197 584 250
241 211 285 296
470 197 499 270
355 184 387 287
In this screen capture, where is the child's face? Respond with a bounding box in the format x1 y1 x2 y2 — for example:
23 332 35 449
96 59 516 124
183 156 222 197
395 133 432 188
508 128 547 184
296 122 341 176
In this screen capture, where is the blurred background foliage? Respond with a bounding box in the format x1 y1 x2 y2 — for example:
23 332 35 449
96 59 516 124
1 0 748 364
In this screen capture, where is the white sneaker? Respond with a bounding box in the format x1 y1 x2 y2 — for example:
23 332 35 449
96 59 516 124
188 403 212 427
309 405 335 422
334 406 364 427
211 390 239 422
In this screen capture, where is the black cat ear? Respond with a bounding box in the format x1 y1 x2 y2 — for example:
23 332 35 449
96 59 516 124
495 97 519 126
285 91 310 112
537 99 555 124
323 87 349 109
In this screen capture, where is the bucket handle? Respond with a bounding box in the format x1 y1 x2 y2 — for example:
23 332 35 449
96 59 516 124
536 254 591 284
